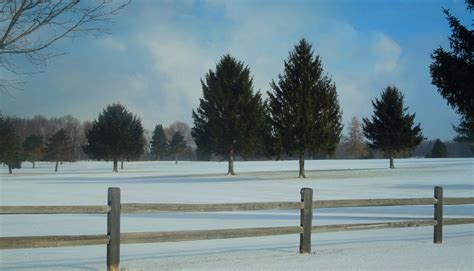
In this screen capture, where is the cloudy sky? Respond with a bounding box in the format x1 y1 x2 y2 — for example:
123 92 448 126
1 0 471 140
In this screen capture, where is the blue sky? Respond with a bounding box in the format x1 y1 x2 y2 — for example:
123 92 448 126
0 0 471 140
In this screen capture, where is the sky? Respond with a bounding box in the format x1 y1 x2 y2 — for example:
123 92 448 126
0 0 472 140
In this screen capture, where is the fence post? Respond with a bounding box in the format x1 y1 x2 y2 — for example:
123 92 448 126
433 186 443 244
107 187 121 271
300 187 313 253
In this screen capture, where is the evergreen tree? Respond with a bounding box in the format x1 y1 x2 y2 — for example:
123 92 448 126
23 134 44 168
83 103 145 172
169 132 187 164
0 115 22 174
453 120 474 152
344 117 368 159
45 129 73 172
427 139 449 158
150 124 168 160
192 54 265 175
363 86 424 168
430 1 473 149
267 39 343 178
195 145 212 161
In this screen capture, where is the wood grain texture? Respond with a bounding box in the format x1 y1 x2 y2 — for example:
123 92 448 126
0 235 108 249
313 198 437 208
312 220 437 233
0 205 110 214
121 202 303 213
443 197 474 205
434 186 443 244
107 187 121 271
299 188 313 253
443 218 474 225
121 226 303 244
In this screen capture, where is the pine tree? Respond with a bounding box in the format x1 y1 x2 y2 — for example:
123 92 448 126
192 54 265 175
453 120 473 152
23 134 44 168
195 145 212 161
427 139 448 158
344 117 368 159
169 132 187 164
267 39 343 178
150 124 168 160
430 2 473 149
0 115 22 174
363 86 424 168
83 103 145 172
45 129 73 172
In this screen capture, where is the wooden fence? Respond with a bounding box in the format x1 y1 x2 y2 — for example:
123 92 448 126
1 186 473 271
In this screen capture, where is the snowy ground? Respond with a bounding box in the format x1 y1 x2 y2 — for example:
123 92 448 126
0 158 473 270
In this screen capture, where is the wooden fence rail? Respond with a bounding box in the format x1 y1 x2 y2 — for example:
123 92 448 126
2 197 473 215
0 205 110 214
0 186 473 271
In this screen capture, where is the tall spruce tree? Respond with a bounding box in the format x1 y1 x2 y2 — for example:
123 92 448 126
45 128 73 172
363 86 424 168
23 134 44 168
192 54 265 175
0 115 23 174
169 132 187 164
427 139 449 158
83 103 144 172
267 39 343 178
150 124 168 160
430 1 473 150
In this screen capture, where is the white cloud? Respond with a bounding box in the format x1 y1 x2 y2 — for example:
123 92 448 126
100 37 127 52
136 25 223 128
372 33 402 73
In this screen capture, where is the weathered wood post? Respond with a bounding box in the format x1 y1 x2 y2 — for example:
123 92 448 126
107 187 121 271
433 186 443 244
300 187 313 253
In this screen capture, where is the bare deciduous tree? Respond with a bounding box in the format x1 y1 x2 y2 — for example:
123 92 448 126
165 121 195 146
0 0 129 94
343 117 368 159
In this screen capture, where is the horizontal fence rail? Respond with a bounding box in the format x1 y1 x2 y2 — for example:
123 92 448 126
313 198 437 208
312 220 437 233
121 201 303 213
443 217 474 225
444 197 474 205
2 197 471 215
0 186 473 271
0 205 110 215
0 234 109 249
121 226 303 244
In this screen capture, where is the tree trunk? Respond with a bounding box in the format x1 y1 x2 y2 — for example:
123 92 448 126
389 156 395 169
298 152 306 178
8 164 12 174
113 159 118 173
175 153 178 164
55 161 58 172
121 160 124 169
228 147 235 175
60 161 63 165
32 161 35 168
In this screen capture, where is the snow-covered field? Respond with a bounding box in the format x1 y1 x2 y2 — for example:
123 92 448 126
0 158 473 270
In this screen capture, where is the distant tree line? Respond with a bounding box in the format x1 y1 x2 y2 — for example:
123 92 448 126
0 110 197 173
